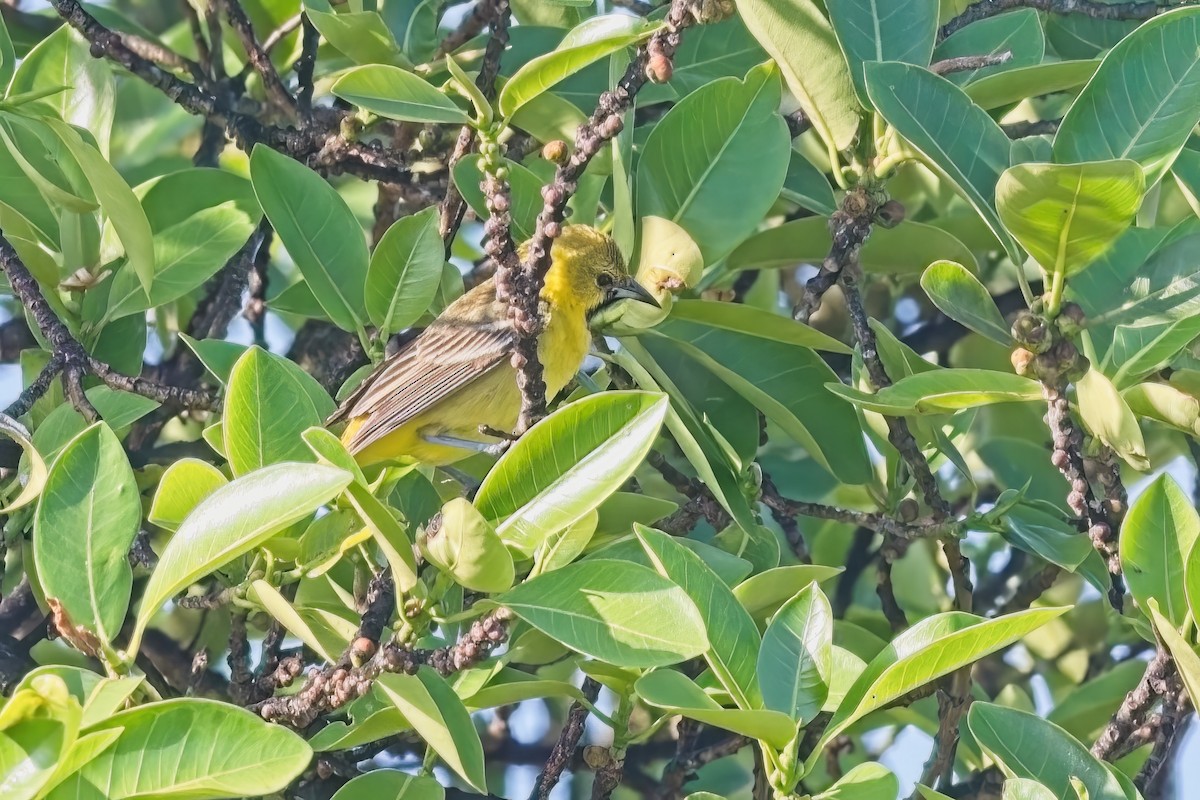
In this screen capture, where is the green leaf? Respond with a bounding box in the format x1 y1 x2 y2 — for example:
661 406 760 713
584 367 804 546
250 580 355 664
0 413 46 513
0 673 81 800
330 770 444 800
732 565 844 619
495 559 709 667
474 391 668 555
1001 504 1110 594
376 669 487 792
47 698 311 800
304 3 412 68
636 527 762 709
995 160 1144 277
1054 7 1200 184
105 201 260 322
498 15 659 119
782 149 837 214
249 144 368 331
965 60 1100 110
595 492 677 536
827 368 1042 415
1120 473 1199 628
332 64 468 123
148 458 228 531
736 0 860 150
633 669 797 748
31 387 159 462
967 703 1128 800
828 0 938 104
534 511 597 573
821 607 1068 749
224 346 333 475
0 8 14 90
1002 780 1059 800
1110 315 1200 388
614 340 759 532
1075 367 1148 470
864 61 1019 261
1147 599 1200 712
43 118 154 291
932 8 1044 86
345 482 421 592
662 300 851 354
9 26 114 156
728 216 979 275
422 498 515 593
758 583 832 724
649 328 870 484
813 762 900 800
637 64 789 263
366 207 444 336
921 260 1010 344
131 463 352 653
33 424 139 646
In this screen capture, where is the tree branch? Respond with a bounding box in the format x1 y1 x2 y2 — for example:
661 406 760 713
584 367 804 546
941 0 1174 39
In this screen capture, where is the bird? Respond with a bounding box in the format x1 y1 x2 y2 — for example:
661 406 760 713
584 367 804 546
328 225 659 467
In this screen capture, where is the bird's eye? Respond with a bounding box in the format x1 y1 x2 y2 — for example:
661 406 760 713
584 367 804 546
597 273 614 288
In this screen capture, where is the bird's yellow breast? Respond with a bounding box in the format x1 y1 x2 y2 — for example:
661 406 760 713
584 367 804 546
346 303 591 466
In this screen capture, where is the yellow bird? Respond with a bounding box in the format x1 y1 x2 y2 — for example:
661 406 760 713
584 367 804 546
328 225 659 466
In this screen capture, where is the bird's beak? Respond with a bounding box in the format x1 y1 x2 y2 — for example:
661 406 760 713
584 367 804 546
607 276 660 308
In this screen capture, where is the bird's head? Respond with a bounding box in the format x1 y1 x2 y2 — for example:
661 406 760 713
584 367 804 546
534 225 659 317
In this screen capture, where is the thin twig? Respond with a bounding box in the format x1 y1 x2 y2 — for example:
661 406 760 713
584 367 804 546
223 0 296 114
941 0 1172 39
930 50 1013 75
529 678 602 800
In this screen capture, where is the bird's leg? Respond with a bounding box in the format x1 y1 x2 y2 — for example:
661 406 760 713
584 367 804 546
422 433 509 457
478 424 518 441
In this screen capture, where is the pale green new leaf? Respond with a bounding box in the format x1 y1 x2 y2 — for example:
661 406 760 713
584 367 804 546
736 0 860 150
332 65 469 123
921 260 1010 344
496 559 709 667
1120 473 1199 628
758 583 832 724
633 670 796 748
131 463 352 653
996 160 1144 277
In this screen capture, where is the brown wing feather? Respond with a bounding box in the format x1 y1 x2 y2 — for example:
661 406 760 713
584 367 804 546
328 281 514 453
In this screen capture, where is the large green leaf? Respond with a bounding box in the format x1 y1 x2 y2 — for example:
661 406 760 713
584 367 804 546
0 7 14 90
732 565 844 619
736 0 860 150
827 0 938 104
1120 473 1199 628
864 61 1019 261
249 144 368 332
614 340 758 532
375 670 486 793
636 527 762 709
474 391 668 555
727 213 979 276
46 699 311 800
1075 367 1148 470
148 459 228 531
33 424 138 647
495 559 709 667
42 118 154 291
332 65 469 123
223 346 333 475
104 201 260 322
637 64 789 263
996 160 1144 278
663 300 850 353
820 608 1068 751
1054 7 1200 184
499 15 659 119
130 463 352 653
827 368 1042 415
633 670 796 748
920 260 1010 344
304 1 411 68
932 8 1044 86
9 26 114 156
330 770 444 800
967 703 1129 800
965 60 1100 110
366 206 444 336
758 583 832 724
648 322 871 484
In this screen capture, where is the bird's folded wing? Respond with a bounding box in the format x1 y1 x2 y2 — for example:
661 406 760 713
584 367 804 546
329 320 514 453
